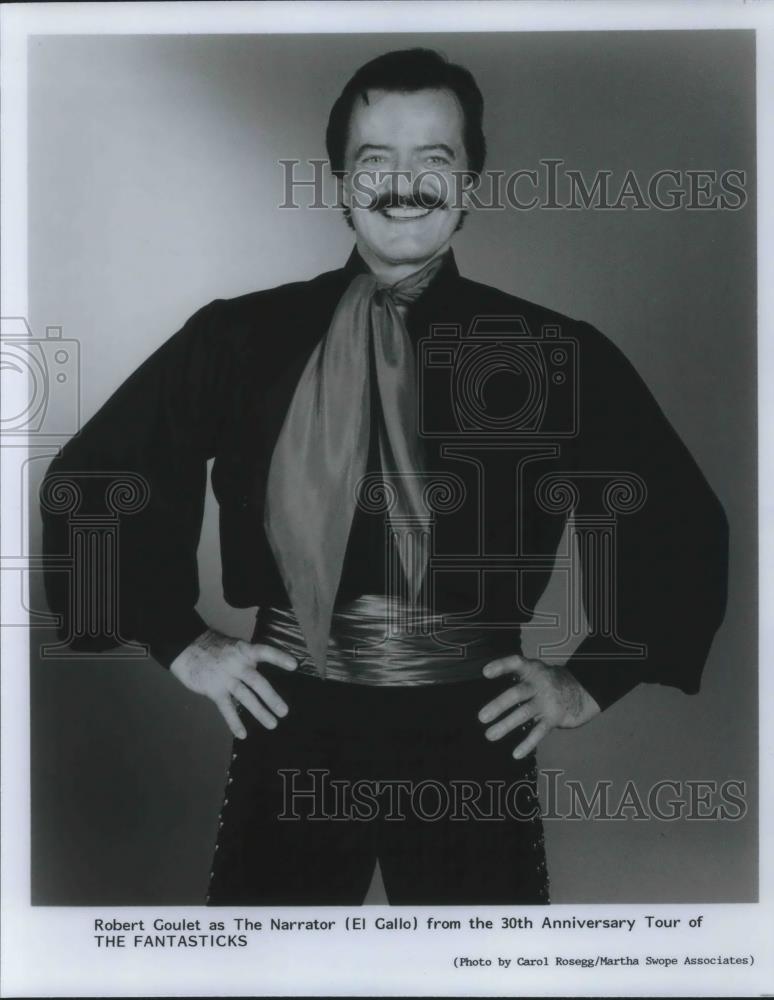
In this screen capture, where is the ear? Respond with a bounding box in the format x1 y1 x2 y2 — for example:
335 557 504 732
336 173 351 209
458 171 478 211
334 174 355 230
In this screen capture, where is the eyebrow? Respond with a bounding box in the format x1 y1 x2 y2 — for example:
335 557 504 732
353 144 392 158
416 144 456 158
353 143 457 159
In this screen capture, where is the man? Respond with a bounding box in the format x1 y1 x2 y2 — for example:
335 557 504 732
41 49 729 905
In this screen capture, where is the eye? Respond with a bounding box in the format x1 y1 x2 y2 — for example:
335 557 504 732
426 155 451 166
361 154 386 165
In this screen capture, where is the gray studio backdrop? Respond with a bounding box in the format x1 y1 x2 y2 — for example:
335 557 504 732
26 31 756 903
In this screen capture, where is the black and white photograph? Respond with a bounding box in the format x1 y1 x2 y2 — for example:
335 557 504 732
1 2 771 996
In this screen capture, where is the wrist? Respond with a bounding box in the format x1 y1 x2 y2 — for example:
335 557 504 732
170 627 219 676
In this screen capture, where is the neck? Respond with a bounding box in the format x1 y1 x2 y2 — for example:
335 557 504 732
356 241 451 284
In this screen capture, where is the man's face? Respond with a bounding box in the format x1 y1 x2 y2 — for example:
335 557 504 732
341 88 469 269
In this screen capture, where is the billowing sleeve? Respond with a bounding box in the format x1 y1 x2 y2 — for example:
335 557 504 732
40 299 230 667
562 321 729 711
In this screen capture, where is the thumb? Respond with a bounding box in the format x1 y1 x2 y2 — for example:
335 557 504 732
243 642 298 672
483 653 527 680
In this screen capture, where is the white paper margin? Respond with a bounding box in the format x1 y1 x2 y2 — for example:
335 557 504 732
1 2 772 996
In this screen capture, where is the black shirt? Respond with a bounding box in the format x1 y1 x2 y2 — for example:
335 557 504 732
40 248 729 711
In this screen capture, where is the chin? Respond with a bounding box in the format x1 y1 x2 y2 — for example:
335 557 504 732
379 238 444 264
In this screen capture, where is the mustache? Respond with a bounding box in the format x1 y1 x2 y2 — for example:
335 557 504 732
367 190 447 212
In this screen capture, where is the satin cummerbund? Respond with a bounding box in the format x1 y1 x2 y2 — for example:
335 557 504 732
254 595 519 686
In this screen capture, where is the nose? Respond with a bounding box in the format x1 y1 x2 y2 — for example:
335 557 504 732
388 157 447 207
389 166 414 200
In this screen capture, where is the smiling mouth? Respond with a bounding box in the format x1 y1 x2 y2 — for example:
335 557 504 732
378 206 435 221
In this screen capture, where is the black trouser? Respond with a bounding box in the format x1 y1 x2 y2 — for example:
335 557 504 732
206 660 550 906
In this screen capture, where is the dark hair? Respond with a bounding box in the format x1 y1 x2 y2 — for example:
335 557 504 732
325 48 486 177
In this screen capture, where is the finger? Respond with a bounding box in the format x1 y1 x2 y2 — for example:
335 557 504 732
512 719 551 759
243 642 297 672
478 683 533 724
482 654 527 680
241 670 289 718
230 681 278 730
485 702 539 741
215 695 247 740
